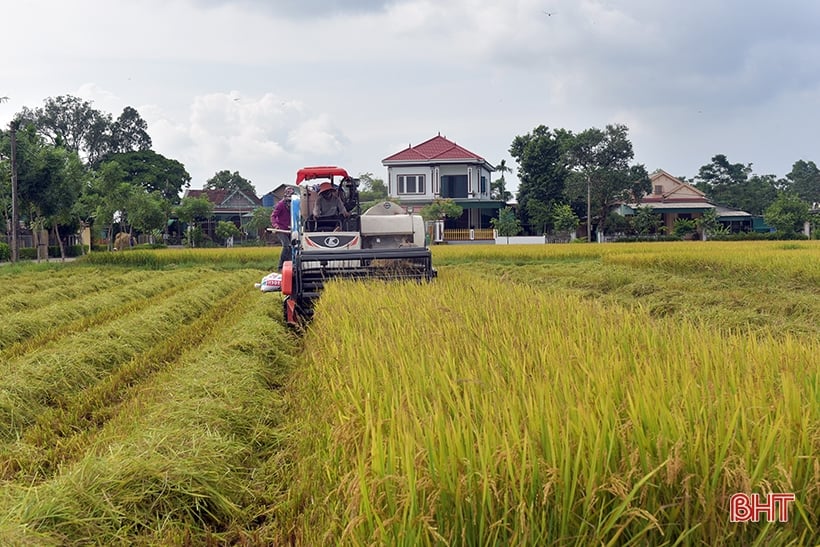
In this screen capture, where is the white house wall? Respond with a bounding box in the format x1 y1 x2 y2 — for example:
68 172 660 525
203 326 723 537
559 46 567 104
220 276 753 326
388 164 492 200
387 166 435 199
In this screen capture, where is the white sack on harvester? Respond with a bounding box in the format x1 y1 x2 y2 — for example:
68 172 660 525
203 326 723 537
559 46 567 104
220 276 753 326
255 272 282 292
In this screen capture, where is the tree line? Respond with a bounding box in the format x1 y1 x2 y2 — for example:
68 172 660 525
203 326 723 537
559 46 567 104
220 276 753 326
3 96 818 257
0 95 266 259
499 124 819 238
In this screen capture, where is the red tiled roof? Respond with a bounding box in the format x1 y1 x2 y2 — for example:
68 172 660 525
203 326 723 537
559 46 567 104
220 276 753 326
383 135 487 163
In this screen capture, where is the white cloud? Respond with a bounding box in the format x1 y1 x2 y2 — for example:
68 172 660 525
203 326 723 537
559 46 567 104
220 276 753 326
4 0 820 194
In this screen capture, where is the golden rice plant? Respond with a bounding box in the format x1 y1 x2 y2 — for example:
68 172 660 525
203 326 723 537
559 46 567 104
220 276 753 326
77 246 281 270
601 241 820 284
434 241 820 336
278 270 818 545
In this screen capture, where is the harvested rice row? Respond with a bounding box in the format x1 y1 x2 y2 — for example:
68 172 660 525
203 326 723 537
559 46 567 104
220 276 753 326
0 284 295 545
0 265 85 291
2 277 259 483
277 272 818 546
0 270 248 442
0 268 156 315
0 268 207 352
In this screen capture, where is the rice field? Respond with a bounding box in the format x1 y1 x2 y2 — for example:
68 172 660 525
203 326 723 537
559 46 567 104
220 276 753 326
0 242 817 545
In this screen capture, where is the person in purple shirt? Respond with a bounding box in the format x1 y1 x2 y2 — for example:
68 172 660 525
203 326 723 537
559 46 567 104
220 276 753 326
271 187 294 271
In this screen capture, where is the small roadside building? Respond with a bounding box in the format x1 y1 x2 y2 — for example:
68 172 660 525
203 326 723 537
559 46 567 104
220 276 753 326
382 134 506 241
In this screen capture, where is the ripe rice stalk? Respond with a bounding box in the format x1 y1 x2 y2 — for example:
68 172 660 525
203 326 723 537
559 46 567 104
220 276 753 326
279 270 818 545
77 247 282 270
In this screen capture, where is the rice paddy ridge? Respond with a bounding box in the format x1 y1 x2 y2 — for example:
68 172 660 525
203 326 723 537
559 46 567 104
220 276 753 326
0 285 296 545
0 268 208 354
0 270 247 442
1 276 260 483
0 268 154 315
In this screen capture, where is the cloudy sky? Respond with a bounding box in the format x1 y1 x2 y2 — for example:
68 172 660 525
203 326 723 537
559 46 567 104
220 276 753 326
2 0 820 196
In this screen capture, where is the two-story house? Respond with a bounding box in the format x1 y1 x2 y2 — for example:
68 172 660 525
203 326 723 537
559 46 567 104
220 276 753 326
382 134 505 240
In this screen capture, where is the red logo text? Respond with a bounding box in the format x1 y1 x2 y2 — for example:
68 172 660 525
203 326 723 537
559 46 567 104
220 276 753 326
730 493 795 523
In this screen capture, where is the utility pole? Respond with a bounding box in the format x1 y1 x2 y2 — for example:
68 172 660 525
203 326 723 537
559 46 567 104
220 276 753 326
10 120 19 263
586 174 592 243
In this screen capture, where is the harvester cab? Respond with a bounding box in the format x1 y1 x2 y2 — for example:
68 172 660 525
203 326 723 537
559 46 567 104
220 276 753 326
280 166 436 326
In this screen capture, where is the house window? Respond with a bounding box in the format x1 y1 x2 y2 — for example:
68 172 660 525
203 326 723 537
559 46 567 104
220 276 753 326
654 185 664 195
480 176 487 195
398 174 425 195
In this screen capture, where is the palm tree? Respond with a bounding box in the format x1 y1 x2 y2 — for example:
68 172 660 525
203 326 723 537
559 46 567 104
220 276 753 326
492 159 513 202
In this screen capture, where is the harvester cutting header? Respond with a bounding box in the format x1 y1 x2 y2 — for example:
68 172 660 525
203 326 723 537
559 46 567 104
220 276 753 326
279 166 436 325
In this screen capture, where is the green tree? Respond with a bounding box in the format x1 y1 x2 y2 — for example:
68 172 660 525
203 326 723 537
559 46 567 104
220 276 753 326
43 148 85 260
215 220 241 246
784 160 820 204
5 125 86 258
764 193 810 236
692 154 779 214
358 172 388 208
175 196 214 247
564 125 650 240
509 125 573 233
490 207 522 243
737 174 779 215
551 204 580 234
695 209 729 239
420 198 463 222
109 106 152 156
126 191 168 243
102 150 191 203
17 96 154 167
632 206 662 236
491 159 513 202
85 161 134 251
246 207 274 240
205 170 256 195
525 198 554 234
672 218 697 238
17 96 107 157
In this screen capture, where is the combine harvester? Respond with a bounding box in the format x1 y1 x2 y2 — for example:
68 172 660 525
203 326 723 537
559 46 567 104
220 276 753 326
279 166 436 326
